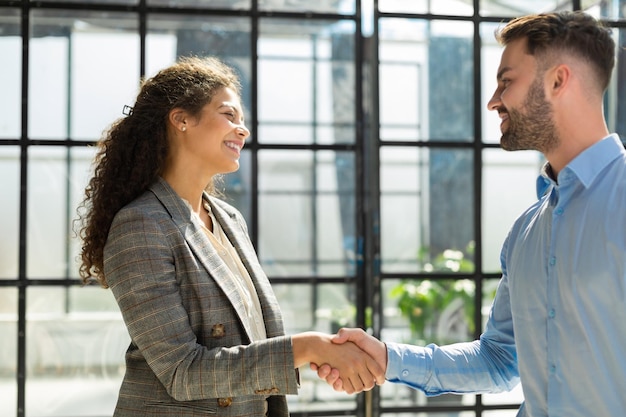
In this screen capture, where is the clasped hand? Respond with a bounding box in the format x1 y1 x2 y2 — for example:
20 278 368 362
310 328 387 393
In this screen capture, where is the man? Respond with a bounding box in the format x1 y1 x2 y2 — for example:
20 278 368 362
315 11 626 416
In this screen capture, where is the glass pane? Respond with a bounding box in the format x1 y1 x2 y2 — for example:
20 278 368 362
222 149 253 228
481 278 499 329
275 283 315 334
258 150 355 277
276 282 357 412
379 60 423 141
276 282 354 333
385 278 476 346
316 192 356 276
381 147 474 273
481 149 542 272
381 410 475 417
30 9 139 141
0 8 21 139
379 19 474 142
27 147 74 279
148 0 249 10
68 285 121 313
381 278 477 410
26 286 128 417
258 18 356 145
586 0 626 20
36 0 137 5
380 147 424 272
481 22 504 145
258 150 313 276
484 408 522 417
0 288 17 416
0 146 20 279
146 15 251 121
379 0 473 16
317 151 356 275
69 146 98 279
379 18 425 143
259 0 356 14
480 0 565 16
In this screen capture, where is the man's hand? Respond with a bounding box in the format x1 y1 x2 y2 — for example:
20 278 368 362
311 328 387 392
292 331 385 394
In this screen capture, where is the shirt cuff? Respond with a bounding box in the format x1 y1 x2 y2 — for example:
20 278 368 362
385 342 429 386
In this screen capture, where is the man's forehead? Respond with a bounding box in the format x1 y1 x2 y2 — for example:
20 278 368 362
497 39 534 75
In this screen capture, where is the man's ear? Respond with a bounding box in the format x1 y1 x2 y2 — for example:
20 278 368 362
169 108 187 132
549 64 571 97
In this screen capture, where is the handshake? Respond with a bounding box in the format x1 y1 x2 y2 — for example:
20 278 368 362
294 328 388 394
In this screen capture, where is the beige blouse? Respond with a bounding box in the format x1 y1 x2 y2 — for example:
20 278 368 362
200 199 267 342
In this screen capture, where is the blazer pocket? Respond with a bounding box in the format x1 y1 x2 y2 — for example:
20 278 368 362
144 400 217 414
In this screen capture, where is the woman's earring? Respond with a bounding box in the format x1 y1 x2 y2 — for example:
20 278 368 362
181 126 187 132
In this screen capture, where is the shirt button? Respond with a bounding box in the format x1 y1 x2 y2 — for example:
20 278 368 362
555 207 563 215
549 256 556 266
402 370 409 377
548 309 556 318
549 365 556 374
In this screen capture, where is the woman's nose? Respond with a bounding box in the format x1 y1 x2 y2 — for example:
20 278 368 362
236 125 250 139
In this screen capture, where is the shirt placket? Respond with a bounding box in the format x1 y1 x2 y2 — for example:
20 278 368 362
546 185 563 414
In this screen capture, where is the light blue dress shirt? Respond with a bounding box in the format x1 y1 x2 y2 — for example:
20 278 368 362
386 134 626 417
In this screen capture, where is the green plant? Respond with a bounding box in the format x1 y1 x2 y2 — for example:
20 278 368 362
329 305 372 333
390 243 477 345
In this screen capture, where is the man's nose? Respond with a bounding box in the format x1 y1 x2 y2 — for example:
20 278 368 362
487 88 502 111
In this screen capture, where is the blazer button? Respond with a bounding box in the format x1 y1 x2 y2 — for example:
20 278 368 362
218 397 232 407
211 324 226 338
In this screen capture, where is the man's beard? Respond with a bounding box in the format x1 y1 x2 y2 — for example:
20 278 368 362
500 76 559 153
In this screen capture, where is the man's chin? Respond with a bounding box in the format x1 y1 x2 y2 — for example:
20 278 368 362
500 134 519 151
500 134 510 149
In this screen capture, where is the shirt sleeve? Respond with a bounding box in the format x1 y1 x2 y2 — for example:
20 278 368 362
385 237 520 396
385 337 519 396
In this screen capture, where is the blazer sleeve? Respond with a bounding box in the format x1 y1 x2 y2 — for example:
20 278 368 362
103 204 300 402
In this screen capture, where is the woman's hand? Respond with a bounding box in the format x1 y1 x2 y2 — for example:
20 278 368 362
292 331 385 394
308 328 388 392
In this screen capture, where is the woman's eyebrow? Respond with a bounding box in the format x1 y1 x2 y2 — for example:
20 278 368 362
219 102 245 121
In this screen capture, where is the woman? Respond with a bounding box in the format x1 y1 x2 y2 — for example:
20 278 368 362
76 56 382 417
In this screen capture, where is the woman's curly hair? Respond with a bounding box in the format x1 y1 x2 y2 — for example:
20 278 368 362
76 56 241 287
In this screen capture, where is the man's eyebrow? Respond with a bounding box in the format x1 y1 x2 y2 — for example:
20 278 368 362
497 66 512 80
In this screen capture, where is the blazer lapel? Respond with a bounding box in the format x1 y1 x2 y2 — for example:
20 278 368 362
207 196 285 339
148 179 257 341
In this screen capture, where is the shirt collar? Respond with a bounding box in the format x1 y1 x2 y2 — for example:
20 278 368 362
536 164 553 199
536 134 624 199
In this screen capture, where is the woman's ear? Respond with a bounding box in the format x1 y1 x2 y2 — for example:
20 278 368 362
169 108 188 132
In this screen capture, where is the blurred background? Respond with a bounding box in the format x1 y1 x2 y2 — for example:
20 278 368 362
1 0 625 416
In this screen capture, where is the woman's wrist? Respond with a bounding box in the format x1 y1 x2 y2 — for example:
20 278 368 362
292 332 327 367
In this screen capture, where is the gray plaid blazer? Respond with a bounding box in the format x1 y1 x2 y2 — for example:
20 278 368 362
104 178 299 417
